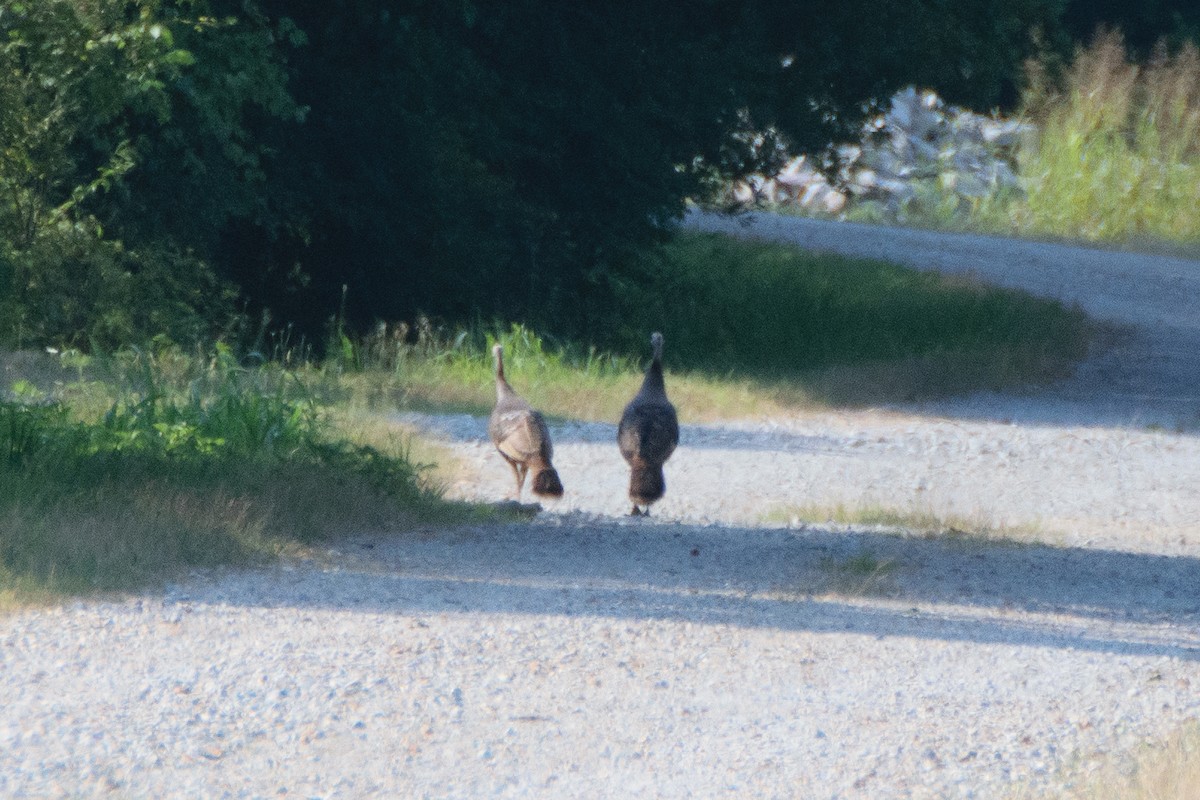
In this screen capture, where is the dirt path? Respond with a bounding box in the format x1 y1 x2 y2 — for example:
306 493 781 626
4 213 1200 799
687 209 1200 429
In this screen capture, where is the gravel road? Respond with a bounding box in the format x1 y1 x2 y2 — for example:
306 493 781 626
688 209 1200 429
4 213 1200 799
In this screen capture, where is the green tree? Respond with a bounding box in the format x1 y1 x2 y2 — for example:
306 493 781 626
3 0 1074 352
227 0 1067 346
0 0 297 350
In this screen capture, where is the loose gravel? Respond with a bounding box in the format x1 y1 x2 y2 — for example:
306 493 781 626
4 213 1200 799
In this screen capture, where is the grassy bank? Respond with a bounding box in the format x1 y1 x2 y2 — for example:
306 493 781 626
1017 33 1200 245
0 347 463 609
339 232 1093 419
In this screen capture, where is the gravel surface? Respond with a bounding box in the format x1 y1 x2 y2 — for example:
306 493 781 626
4 213 1200 799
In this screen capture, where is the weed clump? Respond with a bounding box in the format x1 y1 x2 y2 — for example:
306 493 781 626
0 345 438 604
1017 30 1200 243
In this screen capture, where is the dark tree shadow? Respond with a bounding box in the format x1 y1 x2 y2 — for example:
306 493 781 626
192 517 1200 661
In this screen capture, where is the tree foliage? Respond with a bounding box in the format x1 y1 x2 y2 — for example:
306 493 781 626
226 0 1068 345
222 2 778 341
4 0 1159 354
0 0 296 349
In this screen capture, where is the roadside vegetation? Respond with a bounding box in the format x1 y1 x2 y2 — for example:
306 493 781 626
338 233 1093 420
765 502 1049 546
1015 31 1200 246
0 345 474 609
1010 722 1200 800
1 232 1093 607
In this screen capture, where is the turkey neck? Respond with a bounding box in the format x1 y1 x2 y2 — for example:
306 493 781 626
639 355 666 398
493 349 516 402
495 376 517 403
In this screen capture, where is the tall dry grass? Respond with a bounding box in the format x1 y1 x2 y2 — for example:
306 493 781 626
1017 30 1200 243
1010 722 1200 800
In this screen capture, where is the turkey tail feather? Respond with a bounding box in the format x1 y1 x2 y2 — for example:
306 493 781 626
629 464 665 505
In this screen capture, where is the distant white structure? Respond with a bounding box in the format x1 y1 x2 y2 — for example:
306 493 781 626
724 87 1032 219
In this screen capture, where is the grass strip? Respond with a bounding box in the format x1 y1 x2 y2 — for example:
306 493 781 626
331 232 1093 418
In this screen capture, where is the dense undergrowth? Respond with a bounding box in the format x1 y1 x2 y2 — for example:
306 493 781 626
0 345 459 607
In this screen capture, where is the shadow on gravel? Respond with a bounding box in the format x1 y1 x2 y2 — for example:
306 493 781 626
218 520 1200 661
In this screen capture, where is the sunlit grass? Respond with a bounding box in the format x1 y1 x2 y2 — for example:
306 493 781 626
1009 722 1200 800
323 314 803 423
765 501 1050 545
327 233 1093 421
1015 31 1200 245
0 347 457 609
343 357 805 424
325 407 476 499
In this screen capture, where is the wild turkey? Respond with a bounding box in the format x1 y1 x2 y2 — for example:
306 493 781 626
618 332 679 516
488 343 564 500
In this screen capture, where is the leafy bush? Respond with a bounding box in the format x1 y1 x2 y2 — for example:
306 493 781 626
0 226 238 350
0 0 294 351
0 344 436 602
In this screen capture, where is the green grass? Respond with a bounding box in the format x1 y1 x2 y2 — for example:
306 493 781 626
0 232 1093 606
766 502 1051 545
617 233 1091 382
329 233 1093 419
1015 33 1200 244
0 346 467 609
338 324 803 424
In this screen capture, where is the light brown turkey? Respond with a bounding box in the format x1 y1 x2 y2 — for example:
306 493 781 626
618 332 679 516
488 343 564 500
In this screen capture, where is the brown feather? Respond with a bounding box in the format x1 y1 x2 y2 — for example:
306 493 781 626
618 332 678 514
489 344 563 499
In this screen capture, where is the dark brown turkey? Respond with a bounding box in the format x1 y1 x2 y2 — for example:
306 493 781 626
618 332 679 516
488 343 564 500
